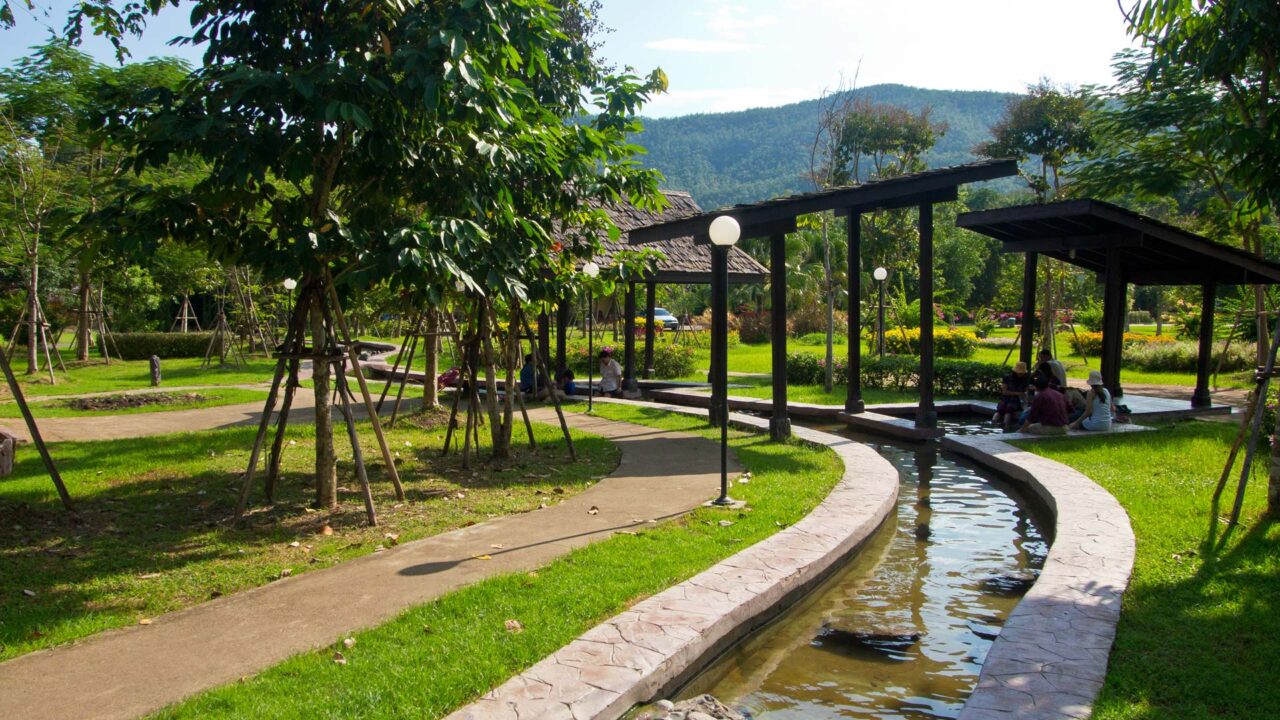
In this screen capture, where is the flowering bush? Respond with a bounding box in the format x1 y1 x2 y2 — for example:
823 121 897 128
1069 331 1175 356
784 352 1005 396
876 327 978 358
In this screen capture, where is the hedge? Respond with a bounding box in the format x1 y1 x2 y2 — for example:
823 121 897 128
106 332 222 360
875 327 978 358
562 338 696 379
785 352 1005 396
1069 331 1176 356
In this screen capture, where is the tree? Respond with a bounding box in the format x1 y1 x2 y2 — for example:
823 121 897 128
84 0 665 502
976 79 1093 201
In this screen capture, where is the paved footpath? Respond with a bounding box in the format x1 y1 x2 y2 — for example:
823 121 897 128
0 407 732 720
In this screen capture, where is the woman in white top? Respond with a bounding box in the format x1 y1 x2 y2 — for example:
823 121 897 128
1069 370 1112 431
597 349 623 396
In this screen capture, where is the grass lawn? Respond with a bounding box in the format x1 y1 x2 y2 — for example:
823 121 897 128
1015 421 1279 719
0 356 281 399
0 412 618 661
151 403 843 719
0 387 270 418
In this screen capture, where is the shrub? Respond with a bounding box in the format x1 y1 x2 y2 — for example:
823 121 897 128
879 327 978 358
1124 340 1252 374
785 351 1005 396
651 342 696 378
1074 304 1104 332
562 337 694 379
108 332 222 360
795 331 847 346
791 303 847 336
1069 331 1175 356
1128 310 1153 325
737 310 772 344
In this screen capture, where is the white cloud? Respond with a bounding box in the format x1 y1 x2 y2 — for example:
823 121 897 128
707 3 778 40
644 37 759 53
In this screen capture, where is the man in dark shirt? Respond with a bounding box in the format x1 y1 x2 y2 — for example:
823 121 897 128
1018 375 1069 435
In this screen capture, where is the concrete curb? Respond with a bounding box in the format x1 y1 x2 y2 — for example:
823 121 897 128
945 435 1136 720
446 400 900 720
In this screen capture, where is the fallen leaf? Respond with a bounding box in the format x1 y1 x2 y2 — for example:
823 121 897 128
552 487 564 494
343 637 356 649
718 520 734 527
21 589 35 597
504 619 524 634
374 545 386 553
489 543 505 550
138 618 153 625
288 541 301 548
619 530 637 536
210 589 223 599
473 554 492 561
538 502 548 509
279 568 293 578
587 506 599 515
138 573 162 580
320 525 334 536
332 651 347 665
384 533 400 545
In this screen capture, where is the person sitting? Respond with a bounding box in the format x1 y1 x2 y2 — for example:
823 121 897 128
518 354 537 394
1069 370 1113 432
995 361 1030 429
597 349 623 397
559 368 577 396
1064 384 1088 423
1017 374 1070 435
1038 348 1067 388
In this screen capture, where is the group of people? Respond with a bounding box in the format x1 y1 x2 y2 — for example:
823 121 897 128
518 348 624 399
995 349 1115 435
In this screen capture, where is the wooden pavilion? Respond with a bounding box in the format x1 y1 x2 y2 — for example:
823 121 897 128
628 160 1020 436
546 190 768 391
957 199 1280 407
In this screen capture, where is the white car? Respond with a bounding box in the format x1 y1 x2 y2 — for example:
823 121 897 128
653 308 679 330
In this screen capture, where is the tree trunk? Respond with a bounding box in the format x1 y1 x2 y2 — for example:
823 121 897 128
76 268 91 362
309 288 337 509
26 254 39 374
424 308 439 409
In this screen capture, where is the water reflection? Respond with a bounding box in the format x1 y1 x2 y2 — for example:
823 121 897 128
677 427 1048 719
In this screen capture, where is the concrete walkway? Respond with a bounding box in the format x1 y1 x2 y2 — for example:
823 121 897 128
0 408 732 720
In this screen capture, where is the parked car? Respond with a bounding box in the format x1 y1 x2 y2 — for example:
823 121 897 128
653 307 679 330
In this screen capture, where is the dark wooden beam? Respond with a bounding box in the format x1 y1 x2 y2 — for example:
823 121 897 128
1101 249 1126 398
916 203 937 428
623 282 637 391
995 232 1142 254
629 160 1018 244
846 212 864 413
1021 251 1038 370
769 233 790 440
832 187 958 216
1193 283 1215 407
685 218 798 245
643 281 656 379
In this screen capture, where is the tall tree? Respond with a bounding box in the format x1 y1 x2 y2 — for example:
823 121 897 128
975 79 1093 201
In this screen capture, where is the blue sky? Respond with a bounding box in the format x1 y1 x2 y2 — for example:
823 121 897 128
2 0 1138 118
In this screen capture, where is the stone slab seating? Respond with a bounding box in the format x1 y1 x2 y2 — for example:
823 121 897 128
446 402 900 720
944 434 1136 720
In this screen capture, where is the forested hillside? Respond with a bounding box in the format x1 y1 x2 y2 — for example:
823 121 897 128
634 84 1015 209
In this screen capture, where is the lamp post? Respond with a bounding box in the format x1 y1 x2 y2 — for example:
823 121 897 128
709 215 740 507
873 267 887 358
282 278 298 327
583 261 600 412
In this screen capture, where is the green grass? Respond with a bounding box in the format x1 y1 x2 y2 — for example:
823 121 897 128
151 403 843 719
0 413 618 661
0 388 270 418
1 356 281 399
1015 422 1279 719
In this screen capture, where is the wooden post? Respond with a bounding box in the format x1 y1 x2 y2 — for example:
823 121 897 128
769 233 791 440
623 282 637 392
555 300 570 376
1101 249 1126 399
0 350 73 511
916 203 937 428
1020 251 1038 370
1193 283 1215 408
643 281 656 379
846 211 864 413
537 308 551 387
323 270 405 500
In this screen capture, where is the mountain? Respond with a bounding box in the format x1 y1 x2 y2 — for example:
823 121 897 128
632 84 1017 210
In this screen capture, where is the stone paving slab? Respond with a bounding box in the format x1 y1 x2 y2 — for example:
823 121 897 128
943 434 1136 720
0 409 728 720
447 400 900 720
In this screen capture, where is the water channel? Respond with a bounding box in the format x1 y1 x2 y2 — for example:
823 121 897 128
673 418 1050 719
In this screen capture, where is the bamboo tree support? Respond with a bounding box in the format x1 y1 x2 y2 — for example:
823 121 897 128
235 305 300 517
334 365 378 525
265 311 307 501
1217 313 1280 525
322 269 405 501
519 308 576 461
0 348 73 512
171 295 201 333
96 283 122 364
376 325 416 410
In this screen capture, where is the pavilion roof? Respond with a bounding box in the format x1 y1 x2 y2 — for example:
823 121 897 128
956 199 1280 286
568 190 768 283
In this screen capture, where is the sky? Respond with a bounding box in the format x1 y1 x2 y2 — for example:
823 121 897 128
2 0 1139 118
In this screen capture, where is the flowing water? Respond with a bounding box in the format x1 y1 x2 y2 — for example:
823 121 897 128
674 419 1048 719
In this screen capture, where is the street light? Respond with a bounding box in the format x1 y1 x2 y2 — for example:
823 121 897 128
708 215 740 507
873 266 888 358
281 278 298 326
583 261 600 411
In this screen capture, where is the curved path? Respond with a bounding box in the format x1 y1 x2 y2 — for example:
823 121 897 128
0 408 734 720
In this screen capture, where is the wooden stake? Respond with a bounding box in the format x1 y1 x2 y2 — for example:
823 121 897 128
322 270 404 500
1227 314 1280 524
388 328 421 428
235 301 300 517
519 308 575 461
334 364 378 526
0 348 73 512
376 328 415 412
